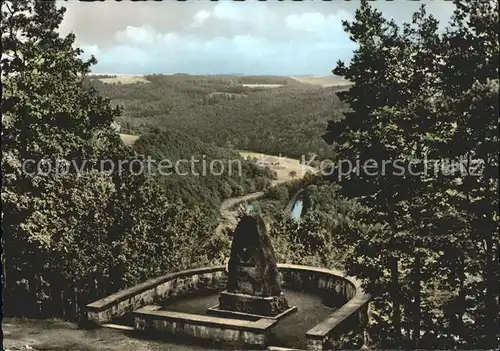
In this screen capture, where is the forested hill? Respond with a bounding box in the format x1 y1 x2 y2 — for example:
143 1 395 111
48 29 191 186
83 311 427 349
88 74 349 159
133 129 276 209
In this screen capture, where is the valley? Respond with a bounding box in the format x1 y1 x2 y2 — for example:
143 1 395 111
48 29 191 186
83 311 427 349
107 75 324 238
88 73 347 161
4 1 497 349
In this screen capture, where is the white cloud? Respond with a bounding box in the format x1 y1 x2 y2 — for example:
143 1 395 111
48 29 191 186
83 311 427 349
285 13 325 32
57 0 454 75
88 30 355 75
285 10 353 33
193 10 211 27
80 44 100 58
114 25 157 45
159 32 180 46
213 2 243 21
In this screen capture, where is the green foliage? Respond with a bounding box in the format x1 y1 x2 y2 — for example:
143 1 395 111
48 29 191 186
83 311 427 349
133 129 276 209
323 0 499 348
1 0 228 319
265 185 290 202
269 206 355 271
87 74 347 159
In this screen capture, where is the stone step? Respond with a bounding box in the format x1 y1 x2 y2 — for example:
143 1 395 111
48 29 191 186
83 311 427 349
141 304 161 311
268 347 305 351
101 323 134 331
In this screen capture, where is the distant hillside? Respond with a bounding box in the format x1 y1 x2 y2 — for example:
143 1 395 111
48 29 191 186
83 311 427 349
89 73 352 87
91 73 306 85
89 74 348 159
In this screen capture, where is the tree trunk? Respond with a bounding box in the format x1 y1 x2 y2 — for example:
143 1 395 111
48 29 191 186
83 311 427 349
484 216 499 348
3 254 10 316
50 283 63 317
456 255 466 343
389 256 401 345
74 287 79 320
2 249 6 291
28 273 38 318
412 253 421 349
61 289 66 318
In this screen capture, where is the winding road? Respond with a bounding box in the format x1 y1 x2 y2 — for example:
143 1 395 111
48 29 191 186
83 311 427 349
216 180 289 235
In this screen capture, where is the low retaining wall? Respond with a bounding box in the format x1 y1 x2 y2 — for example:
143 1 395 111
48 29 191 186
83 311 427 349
278 265 370 351
84 264 370 350
85 266 227 324
134 306 277 347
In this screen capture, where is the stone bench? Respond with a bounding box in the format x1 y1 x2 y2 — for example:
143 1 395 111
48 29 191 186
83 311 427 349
134 305 278 347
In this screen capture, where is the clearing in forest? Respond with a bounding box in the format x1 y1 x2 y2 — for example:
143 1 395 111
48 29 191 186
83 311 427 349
238 150 316 181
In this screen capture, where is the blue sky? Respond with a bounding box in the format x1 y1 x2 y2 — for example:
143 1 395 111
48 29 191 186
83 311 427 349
58 0 455 76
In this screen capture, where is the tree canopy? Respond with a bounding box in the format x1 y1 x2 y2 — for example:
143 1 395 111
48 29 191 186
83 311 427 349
1 0 229 319
87 74 347 160
323 0 499 348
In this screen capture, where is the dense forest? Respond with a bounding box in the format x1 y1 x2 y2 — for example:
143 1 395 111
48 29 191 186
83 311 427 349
88 75 348 159
133 129 276 209
319 1 498 348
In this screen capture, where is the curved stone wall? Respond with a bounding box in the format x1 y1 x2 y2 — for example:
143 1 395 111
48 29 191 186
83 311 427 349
85 266 228 324
84 264 370 350
278 265 370 350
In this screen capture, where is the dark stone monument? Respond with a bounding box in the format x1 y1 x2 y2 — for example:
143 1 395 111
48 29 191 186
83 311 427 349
208 214 296 319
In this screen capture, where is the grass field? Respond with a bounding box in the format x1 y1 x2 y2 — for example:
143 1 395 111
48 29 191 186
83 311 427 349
119 133 140 146
241 84 283 88
99 76 150 84
238 151 316 181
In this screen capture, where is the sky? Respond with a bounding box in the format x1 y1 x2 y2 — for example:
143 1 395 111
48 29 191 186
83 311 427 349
57 0 456 76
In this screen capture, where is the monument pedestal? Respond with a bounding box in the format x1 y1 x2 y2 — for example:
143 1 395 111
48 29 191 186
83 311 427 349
208 291 297 320
208 215 297 321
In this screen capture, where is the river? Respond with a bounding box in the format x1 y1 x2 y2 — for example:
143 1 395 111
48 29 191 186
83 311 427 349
291 199 304 220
